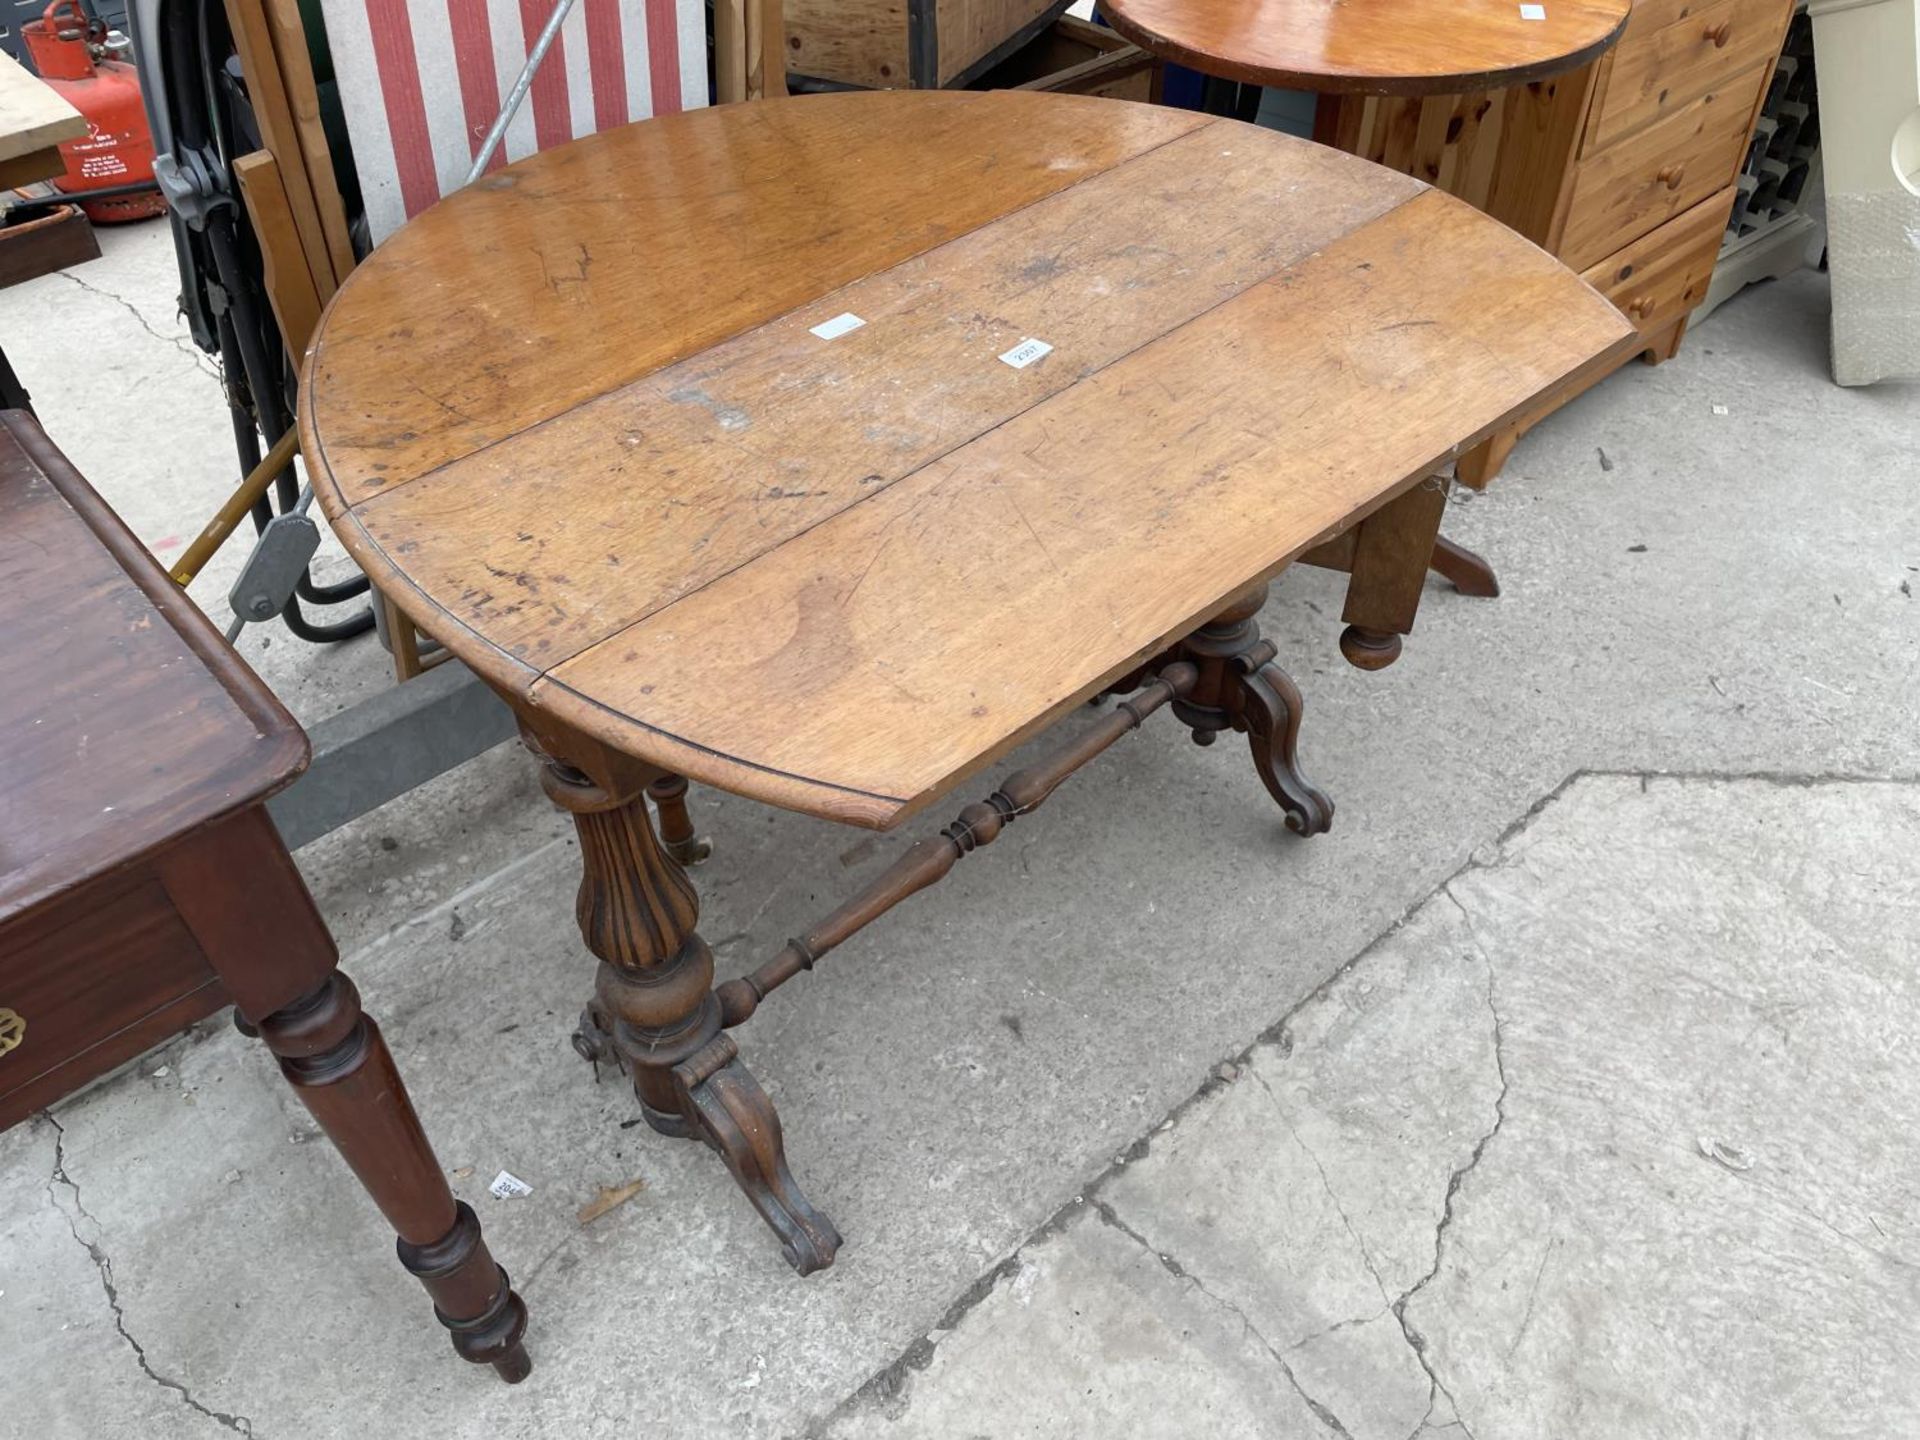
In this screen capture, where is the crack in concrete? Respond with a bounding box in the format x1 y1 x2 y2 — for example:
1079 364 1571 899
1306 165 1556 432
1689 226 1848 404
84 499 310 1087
57 271 223 382
1088 1200 1357 1440
1377 888 1513 1440
1250 1065 1394 1308
818 768 1918 1435
41 1114 258 1437
1504 1234 1558 1363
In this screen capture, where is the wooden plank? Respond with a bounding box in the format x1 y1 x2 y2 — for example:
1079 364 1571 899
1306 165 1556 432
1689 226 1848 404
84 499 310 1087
0 51 85 167
302 91 1212 499
234 150 325 355
0 147 72 189
341 124 1423 672
935 0 1059 85
533 190 1635 826
783 0 910 85
223 0 337 303
261 0 355 284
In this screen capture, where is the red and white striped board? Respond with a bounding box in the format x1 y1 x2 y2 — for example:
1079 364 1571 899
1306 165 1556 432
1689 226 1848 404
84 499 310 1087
321 0 708 243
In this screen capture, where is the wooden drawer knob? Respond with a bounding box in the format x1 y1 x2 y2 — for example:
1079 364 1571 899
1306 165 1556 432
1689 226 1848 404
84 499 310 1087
1657 163 1687 189
1705 20 1733 46
1624 294 1657 320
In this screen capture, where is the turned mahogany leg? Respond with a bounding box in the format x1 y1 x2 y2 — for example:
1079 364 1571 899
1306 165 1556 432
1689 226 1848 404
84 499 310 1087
538 752 840 1275
257 973 530 1383
1429 534 1501 598
647 773 712 867
1172 585 1334 837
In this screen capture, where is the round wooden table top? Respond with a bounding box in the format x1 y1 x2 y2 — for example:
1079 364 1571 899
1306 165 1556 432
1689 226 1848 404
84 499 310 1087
301 90 1630 829
1099 0 1632 95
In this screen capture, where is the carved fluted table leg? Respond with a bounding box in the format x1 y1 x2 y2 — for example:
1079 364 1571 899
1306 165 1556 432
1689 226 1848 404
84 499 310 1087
536 745 840 1275
1172 584 1334 836
256 973 531 1382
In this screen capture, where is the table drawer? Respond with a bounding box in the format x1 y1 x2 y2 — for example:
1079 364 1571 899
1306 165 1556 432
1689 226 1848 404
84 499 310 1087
0 877 222 1125
1559 61 1764 270
1590 0 1785 150
1581 183 1735 333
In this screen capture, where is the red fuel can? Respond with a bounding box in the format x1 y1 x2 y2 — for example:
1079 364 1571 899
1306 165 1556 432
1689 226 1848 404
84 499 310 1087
20 1 166 223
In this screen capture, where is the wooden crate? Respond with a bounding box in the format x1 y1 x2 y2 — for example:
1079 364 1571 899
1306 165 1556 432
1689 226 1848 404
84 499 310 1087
786 0 1067 89
971 15 1161 102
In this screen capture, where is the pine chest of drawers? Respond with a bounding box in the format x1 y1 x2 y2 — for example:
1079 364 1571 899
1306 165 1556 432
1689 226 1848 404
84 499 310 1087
1317 0 1795 483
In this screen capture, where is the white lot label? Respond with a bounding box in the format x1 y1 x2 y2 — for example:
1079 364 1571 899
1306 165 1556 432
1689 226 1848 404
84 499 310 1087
999 338 1053 369
809 312 866 340
1519 4 1547 18
489 1170 534 1199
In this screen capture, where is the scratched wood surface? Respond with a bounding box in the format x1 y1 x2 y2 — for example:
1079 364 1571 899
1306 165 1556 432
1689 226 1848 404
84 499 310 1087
1099 0 1629 95
0 412 308 922
302 91 1633 828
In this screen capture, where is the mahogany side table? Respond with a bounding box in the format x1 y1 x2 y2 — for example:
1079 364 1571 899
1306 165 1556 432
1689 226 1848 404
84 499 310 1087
0 410 529 1382
1099 0 1633 595
299 91 1632 1273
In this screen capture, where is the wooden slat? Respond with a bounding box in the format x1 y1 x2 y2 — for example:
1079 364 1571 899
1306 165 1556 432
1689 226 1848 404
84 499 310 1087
224 0 338 302
235 150 324 355
261 0 356 283
338 125 1422 673
303 91 1211 498
533 190 1635 826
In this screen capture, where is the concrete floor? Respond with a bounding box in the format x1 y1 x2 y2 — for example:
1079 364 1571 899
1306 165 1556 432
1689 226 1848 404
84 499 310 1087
2 212 1916 1440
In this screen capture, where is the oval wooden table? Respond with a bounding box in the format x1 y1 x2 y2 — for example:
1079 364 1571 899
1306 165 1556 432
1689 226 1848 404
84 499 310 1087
301 90 1631 1275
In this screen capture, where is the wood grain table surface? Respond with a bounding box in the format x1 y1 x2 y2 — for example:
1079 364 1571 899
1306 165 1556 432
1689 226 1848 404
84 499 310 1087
300 90 1632 830
1098 0 1632 94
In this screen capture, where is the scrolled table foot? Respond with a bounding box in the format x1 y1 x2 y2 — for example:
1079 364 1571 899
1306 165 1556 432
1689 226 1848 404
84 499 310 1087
1170 584 1335 836
1238 661 1334 837
1429 535 1500 597
674 1033 842 1275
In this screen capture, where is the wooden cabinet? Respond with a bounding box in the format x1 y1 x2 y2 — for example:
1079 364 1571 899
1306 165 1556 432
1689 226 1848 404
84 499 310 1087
1318 0 1795 483
785 0 1067 88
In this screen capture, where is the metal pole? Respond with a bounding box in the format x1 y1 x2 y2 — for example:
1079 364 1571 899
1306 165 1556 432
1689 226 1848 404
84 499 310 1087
467 0 579 185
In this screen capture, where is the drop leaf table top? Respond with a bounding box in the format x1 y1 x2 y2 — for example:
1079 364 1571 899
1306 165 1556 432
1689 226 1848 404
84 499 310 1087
301 90 1632 830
